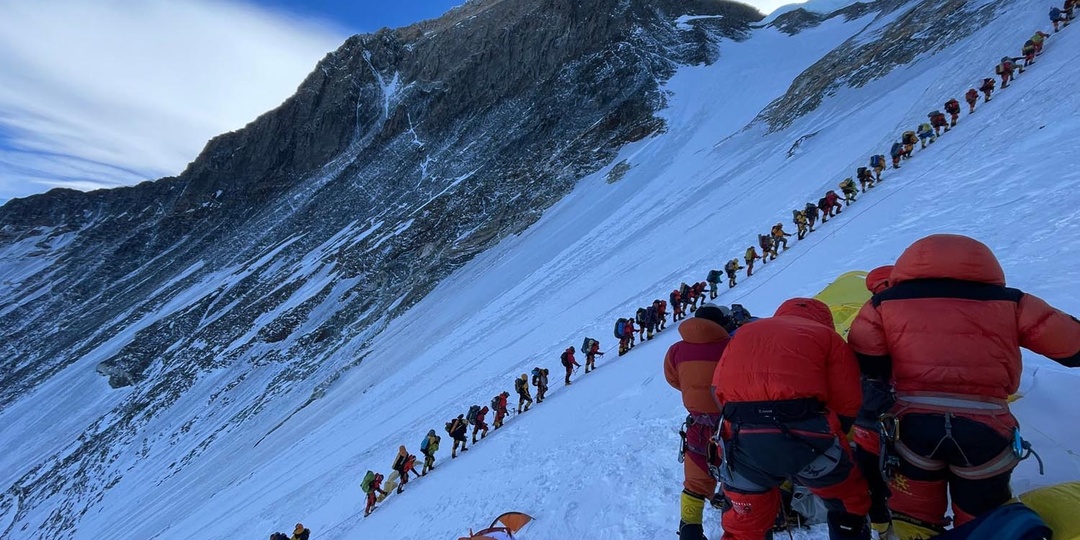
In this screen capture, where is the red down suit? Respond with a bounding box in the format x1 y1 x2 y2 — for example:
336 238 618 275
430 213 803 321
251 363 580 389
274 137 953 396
849 234 1080 531
712 298 870 540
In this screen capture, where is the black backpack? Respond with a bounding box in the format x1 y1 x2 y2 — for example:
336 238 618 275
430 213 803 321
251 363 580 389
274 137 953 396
636 308 647 324
707 269 721 283
491 395 501 411
581 337 596 353
614 318 627 339
445 420 454 434
560 351 569 366
467 405 480 425
515 377 527 393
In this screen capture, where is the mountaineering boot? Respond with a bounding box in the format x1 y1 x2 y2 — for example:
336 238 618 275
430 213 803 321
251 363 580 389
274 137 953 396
826 512 871 540
678 521 707 540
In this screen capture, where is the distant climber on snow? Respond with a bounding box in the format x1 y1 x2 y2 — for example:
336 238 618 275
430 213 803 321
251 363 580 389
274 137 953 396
944 98 961 126
469 405 489 443
929 110 950 136
839 178 858 206
707 269 722 300
995 56 1018 87
901 130 918 158
636 307 649 341
770 222 791 252
849 234 1080 540
1022 40 1037 68
514 375 532 414
447 414 470 458
654 298 668 331
1031 29 1050 54
979 77 996 102
561 346 580 385
890 141 905 169
671 288 685 323
362 471 387 516
391 445 415 494
804 201 820 230
744 246 762 277
712 298 871 540
724 258 743 288
583 337 604 373
824 190 843 217
291 523 311 540
870 154 886 181
792 208 809 239
965 88 980 113
646 303 659 340
492 391 509 429
856 166 875 193
420 429 440 475
1050 6 1066 31
532 367 548 403
917 122 935 149
664 303 732 540
759 233 776 261
692 282 708 312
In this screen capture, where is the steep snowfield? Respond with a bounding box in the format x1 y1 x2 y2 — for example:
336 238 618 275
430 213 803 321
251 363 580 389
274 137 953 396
5 2 1080 539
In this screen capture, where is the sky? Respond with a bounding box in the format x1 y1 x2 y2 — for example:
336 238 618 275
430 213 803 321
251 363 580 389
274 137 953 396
0 0 793 206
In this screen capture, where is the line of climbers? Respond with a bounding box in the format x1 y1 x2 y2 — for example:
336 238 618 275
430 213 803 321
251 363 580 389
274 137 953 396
343 11 1072 535
695 25 1058 297
359 337 603 516
667 234 1080 540
664 20 1077 540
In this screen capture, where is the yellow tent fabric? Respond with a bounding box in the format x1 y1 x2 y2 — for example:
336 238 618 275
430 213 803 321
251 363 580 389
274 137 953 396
813 270 870 339
1017 481 1080 539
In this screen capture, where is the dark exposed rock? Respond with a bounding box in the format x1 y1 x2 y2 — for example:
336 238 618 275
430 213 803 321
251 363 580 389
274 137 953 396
761 0 998 130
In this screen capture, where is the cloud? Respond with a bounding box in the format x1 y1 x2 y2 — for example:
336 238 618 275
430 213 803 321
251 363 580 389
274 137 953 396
0 0 348 204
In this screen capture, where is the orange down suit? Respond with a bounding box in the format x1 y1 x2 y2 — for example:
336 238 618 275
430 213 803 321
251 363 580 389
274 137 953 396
663 318 731 505
849 234 1080 530
712 298 870 540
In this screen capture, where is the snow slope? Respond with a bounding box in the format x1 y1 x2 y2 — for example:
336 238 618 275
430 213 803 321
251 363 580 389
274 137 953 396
8 2 1080 539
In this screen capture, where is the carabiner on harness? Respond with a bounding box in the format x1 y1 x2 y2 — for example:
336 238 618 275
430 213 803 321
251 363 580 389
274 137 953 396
1012 428 1045 475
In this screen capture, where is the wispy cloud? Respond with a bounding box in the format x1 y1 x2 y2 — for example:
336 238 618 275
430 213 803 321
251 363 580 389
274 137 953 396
0 0 348 204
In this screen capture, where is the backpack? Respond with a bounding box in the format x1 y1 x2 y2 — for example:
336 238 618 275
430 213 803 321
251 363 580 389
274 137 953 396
420 436 430 453
467 404 480 425
707 269 722 283
934 502 1050 540
614 318 627 339
659 300 667 313
945 99 960 113
857 167 868 178
582 337 596 353
361 470 376 493
731 304 752 325
870 155 883 168
491 395 501 411
636 307 647 324
560 351 569 367
515 377 527 394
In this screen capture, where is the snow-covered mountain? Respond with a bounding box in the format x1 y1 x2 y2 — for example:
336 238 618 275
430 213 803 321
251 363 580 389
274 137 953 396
2 0 1078 538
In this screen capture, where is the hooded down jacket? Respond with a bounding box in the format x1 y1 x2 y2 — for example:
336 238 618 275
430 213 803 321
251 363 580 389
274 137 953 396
664 317 731 415
849 234 1080 399
865 265 894 294
711 298 862 422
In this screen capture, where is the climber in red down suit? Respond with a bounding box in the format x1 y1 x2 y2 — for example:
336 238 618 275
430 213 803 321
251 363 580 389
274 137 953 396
712 298 871 540
849 234 1080 539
